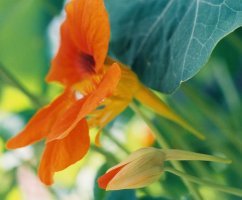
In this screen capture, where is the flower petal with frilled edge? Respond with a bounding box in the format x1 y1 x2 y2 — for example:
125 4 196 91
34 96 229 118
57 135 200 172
38 119 89 185
46 0 110 86
47 63 121 142
6 89 76 149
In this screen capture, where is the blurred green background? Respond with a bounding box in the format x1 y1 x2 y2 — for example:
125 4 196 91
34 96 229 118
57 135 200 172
1 0 242 200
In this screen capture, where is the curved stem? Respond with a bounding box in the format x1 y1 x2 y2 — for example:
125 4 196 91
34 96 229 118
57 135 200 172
165 167 242 197
129 103 169 149
135 84 205 140
0 63 43 108
91 144 119 165
104 130 130 154
226 33 242 55
129 102 203 200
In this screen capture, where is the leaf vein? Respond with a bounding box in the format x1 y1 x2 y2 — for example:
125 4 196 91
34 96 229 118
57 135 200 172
134 0 174 59
181 0 199 80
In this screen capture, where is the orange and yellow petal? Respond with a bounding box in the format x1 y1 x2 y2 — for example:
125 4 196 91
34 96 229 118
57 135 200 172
88 61 141 130
6 89 75 149
98 164 127 189
38 119 89 185
99 148 165 190
47 21 88 85
134 84 205 140
47 0 110 85
47 63 121 142
67 0 110 72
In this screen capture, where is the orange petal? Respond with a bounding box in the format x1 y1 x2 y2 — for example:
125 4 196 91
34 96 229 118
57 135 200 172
46 98 86 142
47 63 121 142
38 119 89 185
94 129 102 147
135 84 205 140
98 164 127 189
46 22 86 85
6 89 75 149
88 63 140 129
46 0 110 85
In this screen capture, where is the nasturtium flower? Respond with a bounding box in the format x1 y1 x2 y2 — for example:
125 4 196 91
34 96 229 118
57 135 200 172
7 0 203 185
98 147 231 190
7 64 121 185
7 0 120 185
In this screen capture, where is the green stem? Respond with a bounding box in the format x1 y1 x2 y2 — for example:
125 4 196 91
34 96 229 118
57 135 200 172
160 120 210 177
129 102 203 200
129 103 168 149
212 62 240 114
182 85 242 162
104 130 130 154
91 144 119 165
165 167 242 198
212 62 242 132
226 33 242 55
0 63 43 108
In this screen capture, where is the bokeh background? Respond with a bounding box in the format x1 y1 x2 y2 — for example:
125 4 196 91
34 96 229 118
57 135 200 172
1 0 242 200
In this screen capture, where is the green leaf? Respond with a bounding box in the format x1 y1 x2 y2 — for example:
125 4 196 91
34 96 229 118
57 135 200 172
106 190 137 200
105 0 242 93
0 0 64 95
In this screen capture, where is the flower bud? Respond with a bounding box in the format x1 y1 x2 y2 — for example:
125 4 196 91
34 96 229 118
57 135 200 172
98 147 230 190
98 147 165 190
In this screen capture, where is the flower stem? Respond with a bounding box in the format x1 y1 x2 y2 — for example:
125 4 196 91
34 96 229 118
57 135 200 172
182 85 242 174
91 144 119 165
226 33 242 55
104 130 130 154
159 120 211 177
130 102 203 200
0 63 43 108
164 167 242 198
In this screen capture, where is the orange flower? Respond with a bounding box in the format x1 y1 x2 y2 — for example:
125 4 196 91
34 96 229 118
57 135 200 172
7 0 204 185
7 64 121 185
7 0 121 185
